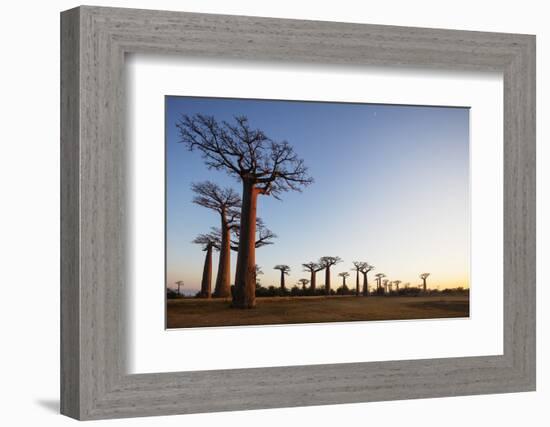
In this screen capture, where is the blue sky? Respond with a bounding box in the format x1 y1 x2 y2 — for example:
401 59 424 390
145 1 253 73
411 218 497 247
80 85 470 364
166 96 469 293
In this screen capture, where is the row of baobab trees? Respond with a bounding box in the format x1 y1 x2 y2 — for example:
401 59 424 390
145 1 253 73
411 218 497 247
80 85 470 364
184 247 432 298
285 259 431 296
176 114 312 309
175 113 430 308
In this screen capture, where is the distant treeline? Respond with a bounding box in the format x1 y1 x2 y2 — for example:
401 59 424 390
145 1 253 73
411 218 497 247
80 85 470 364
166 285 469 299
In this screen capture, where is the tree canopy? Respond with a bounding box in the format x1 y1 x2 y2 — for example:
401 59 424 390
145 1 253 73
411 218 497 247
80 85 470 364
178 114 313 198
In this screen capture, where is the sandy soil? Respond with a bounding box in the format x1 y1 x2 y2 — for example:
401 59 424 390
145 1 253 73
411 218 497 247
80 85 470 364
166 295 469 329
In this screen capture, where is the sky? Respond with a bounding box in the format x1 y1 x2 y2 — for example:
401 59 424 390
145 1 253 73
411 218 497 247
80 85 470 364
165 96 470 294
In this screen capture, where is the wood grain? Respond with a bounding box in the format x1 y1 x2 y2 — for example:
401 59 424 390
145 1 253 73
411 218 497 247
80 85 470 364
60 6 536 420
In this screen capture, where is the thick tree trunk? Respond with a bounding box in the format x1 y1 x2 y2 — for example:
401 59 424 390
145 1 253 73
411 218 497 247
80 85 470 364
200 245 212 298
325 267 331 295
342 277 348 290
422 279 427 293
310 271 316 291
280 271 285 289
232 180 258 308
213 217 231 298
362 272 369 296
355 271 360 296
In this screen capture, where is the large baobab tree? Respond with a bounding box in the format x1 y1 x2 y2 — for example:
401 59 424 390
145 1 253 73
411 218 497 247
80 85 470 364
420 273 430 292
178 115 313 308
375 273 386 292
351 262 365 296
298 278 310 290
191 181 240 298
360 263 375 296
319 256 342 295
274 265 291 290
338 272 350 291
175 280 184 296
302 262 324 292
193 233 218 298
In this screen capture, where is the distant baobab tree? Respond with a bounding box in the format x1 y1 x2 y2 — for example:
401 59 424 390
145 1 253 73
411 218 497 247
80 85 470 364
175 280 184 296
360 263 375 296
393 280 402 293
178 114 313 308
191 181 240 298
351 262 365 296
420 273 431 292
274 265 291 290
298 278 310 290
383 279 389 294
319 256 342 295
338 272 350 290
302 262 324 292
375 273 386 292
192 233 219 298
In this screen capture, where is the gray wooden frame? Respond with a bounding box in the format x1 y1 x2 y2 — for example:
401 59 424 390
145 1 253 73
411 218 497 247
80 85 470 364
60 5 536 420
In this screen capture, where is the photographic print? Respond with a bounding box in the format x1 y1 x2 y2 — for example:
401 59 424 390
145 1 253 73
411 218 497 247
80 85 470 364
165 96 470 329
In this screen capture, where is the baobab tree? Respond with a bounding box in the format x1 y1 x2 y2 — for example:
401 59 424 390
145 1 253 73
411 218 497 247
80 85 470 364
351 262 366 296
338 272 350 291
393 280 402 294
360 263 375 296
420 273 430 292
319 256 342 295
193 233 219 298
177 114 313 308
191 181 240 298
274 265 291 290
302 262 324 292
298 278 310 290
375 273 386 293
175 280 184 296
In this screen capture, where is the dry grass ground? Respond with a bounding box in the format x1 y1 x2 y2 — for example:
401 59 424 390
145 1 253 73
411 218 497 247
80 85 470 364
166 295 469 329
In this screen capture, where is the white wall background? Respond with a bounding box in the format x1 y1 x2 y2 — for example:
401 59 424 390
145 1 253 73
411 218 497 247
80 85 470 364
0 0 546 425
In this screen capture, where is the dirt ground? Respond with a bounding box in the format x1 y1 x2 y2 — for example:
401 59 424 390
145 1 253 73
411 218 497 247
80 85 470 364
166 295 469 329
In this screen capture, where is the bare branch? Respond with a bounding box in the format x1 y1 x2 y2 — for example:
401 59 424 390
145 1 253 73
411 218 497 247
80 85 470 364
318 256 342 268
302 262 323 273
192 232 220 251
177 115 313 198
360 263 375 274
191 181 241 217
273 265 291 274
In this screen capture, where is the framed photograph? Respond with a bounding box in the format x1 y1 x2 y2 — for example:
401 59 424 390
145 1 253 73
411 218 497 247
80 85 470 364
61 6 535 420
